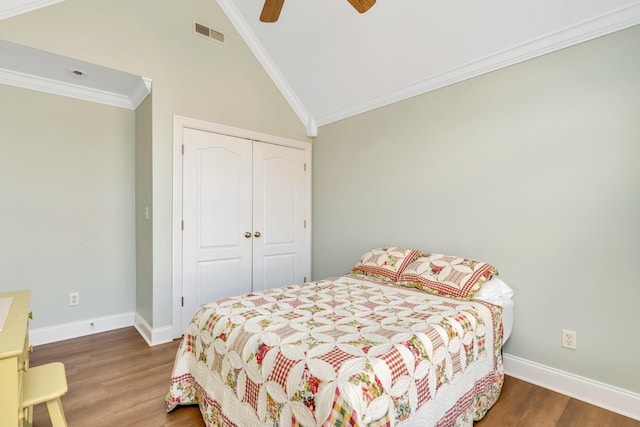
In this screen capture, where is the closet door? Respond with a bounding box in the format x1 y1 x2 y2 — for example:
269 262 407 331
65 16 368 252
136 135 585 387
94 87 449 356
182 128 253 331
252 142 306 291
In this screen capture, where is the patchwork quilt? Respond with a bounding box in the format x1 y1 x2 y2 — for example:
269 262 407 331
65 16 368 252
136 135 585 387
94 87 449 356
167 274 504 426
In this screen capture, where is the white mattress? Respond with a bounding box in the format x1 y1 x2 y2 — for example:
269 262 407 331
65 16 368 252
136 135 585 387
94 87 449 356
502 298 514 345
472 277 514 346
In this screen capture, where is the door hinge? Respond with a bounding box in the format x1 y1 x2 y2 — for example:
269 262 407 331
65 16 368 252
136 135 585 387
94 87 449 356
304 163 307 171
304 276 307 282
181 144 185 155
181 296 184 307
181 220 184 231
304 220 307 228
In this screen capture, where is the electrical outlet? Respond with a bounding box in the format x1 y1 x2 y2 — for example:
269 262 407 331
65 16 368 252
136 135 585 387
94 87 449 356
69 292 80 306
561 329 576 349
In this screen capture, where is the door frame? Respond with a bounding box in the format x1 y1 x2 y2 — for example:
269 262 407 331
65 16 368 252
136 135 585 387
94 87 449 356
172 115 312 338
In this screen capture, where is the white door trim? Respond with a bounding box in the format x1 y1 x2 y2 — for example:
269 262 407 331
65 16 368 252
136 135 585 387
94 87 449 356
172 115 312 338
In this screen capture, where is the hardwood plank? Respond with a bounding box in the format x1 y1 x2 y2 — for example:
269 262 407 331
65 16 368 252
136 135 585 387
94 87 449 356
27 327 639 427
477 375 639 427
557 398 640 427
29 327 204 427
476 376 569 426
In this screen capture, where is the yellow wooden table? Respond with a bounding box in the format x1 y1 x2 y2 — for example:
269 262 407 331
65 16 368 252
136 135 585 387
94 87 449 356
0 290 31 427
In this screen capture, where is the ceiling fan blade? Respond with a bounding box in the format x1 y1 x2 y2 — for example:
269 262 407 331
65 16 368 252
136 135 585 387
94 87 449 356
260 0 285 22
347 0 376 13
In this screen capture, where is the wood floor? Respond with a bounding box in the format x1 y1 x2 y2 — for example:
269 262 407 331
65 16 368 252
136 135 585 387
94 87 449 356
29 327 638 427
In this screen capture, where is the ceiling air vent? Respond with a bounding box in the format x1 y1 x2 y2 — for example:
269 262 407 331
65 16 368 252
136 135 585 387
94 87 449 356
194 22 225 45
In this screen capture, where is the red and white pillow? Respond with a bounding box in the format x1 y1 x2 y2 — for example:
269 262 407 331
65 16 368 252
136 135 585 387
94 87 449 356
397 252 498 300
351 247 420 282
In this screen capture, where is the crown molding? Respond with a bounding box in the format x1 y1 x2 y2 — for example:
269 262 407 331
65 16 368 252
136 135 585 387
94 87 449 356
314 2 640 126
216 0 317 137
0 67 151 109
0 0 64 20
130 77 153 109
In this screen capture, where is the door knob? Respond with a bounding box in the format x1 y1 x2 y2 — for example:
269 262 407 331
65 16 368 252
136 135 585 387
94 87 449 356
244 232 252 238
254 231 261 238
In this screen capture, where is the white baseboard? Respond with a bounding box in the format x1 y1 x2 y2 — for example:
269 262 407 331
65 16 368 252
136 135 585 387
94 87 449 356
503 353 640 421
30 312 135 346
30 312 174 347
133 313 173 346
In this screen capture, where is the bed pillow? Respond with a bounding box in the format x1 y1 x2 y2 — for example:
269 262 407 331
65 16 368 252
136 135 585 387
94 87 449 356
473 276 514 307
397 252 498 300
351 247 420 282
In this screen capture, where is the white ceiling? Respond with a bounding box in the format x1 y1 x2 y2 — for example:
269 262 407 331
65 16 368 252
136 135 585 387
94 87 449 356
1 0 639 134
219 0 640 135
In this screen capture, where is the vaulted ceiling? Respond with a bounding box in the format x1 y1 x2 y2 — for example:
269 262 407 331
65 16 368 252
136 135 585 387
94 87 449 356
2 0 639 136
221 0 640 135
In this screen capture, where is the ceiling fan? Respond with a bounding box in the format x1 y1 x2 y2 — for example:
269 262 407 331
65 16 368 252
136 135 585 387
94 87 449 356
260 0 376 22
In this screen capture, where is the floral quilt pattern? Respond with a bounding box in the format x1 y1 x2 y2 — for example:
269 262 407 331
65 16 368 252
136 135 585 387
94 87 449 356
167 275 504 426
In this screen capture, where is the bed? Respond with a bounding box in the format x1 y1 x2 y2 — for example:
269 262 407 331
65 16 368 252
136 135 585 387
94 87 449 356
167 248 514 426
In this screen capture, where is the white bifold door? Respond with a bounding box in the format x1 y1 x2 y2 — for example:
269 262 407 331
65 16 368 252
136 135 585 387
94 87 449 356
181 128 307 332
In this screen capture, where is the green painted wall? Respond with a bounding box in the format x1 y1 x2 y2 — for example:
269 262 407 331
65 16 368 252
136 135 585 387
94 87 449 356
313 26 640 393
0 84 136 327
0 0 309 330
